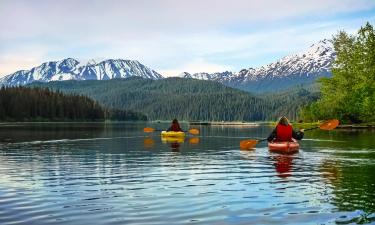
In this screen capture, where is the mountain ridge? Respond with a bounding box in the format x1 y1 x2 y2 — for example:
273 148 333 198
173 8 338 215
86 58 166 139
1 39 335 93
179 39 335 92
0 58 162 86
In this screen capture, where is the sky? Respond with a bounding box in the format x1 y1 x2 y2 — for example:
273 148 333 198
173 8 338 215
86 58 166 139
0 0 374 77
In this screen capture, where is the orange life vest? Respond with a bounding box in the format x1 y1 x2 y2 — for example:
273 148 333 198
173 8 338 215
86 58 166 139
276 124 293 142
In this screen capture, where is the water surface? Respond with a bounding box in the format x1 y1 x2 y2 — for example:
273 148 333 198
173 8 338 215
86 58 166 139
0 122 374 224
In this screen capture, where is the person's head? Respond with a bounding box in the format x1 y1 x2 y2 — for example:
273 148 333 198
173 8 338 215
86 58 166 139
172 119 179 124
278 116 289 126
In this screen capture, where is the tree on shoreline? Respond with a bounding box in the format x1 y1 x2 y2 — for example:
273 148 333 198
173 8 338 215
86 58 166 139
301 22 375 123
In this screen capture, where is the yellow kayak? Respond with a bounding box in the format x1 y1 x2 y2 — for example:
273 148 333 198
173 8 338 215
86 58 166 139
161 131 185 138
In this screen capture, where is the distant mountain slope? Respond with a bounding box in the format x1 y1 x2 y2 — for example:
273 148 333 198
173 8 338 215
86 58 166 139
0 58 162 86
28 77 317 121
260 83 321 120
180 39 335 93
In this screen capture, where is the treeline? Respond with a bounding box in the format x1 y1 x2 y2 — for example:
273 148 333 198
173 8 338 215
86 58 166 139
262 84 320 121
0 87 147 121
29 77 317 121
301 22 375 123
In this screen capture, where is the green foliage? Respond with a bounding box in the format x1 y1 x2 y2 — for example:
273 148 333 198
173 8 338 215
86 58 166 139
30 77 318 121
262 83 320 121
301 22 375 123
0 87 147 122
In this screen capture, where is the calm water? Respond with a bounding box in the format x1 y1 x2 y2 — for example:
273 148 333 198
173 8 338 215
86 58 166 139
0 122 374 225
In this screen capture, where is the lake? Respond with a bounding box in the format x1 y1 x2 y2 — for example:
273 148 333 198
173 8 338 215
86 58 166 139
0 122 374 225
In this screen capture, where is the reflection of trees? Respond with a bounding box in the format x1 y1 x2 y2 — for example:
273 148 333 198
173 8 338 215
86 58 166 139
321 159 375 212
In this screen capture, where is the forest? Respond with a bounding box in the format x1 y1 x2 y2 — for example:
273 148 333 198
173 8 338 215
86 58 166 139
29 77 317 121
0 87 147 121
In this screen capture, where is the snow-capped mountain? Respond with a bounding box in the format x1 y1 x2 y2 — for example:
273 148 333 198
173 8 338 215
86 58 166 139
179 71 234 81
184 39 336 92
0 39 335 93
0 58 163 86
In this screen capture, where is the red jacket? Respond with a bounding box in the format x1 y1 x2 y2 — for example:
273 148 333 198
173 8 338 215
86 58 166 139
275 124 293 142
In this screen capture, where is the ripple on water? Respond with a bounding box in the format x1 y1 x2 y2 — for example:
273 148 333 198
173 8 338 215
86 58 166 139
0 127 374 225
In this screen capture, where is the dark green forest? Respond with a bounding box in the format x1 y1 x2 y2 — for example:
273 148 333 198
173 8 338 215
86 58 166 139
301 22 375 123
0 87 147 121
29 77 317 121
262 84 320 120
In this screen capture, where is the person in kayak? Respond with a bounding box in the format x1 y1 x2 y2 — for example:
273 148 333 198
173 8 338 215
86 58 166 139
267 116 304 142
167 119 183 132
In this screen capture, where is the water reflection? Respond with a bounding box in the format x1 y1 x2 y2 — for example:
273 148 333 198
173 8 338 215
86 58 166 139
0 123 374 225
143 138 155 149
188 137 200 145
271 154 294 178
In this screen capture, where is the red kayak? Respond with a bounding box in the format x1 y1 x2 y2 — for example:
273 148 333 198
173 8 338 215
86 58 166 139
268 139 299 154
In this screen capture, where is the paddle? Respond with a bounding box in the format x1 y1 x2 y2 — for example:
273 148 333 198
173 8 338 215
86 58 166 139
240 119 340 150
143 127 200 135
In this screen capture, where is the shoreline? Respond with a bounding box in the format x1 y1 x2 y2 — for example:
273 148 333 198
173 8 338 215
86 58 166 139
1 121 374 129
189 121 263 126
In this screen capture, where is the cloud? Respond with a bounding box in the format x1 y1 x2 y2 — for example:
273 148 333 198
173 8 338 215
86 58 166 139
0 0 374 77
1 0 374 37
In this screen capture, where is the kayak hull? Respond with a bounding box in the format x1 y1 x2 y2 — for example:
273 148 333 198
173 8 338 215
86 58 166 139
161 131 185 138
268 139 299 154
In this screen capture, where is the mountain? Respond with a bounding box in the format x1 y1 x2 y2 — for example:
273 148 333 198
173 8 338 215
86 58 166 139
182 39 336 93
0 58 163 86
1 39 335 93
29 77 288 121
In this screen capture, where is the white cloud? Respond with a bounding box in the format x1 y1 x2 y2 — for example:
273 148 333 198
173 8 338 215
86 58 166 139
0 0 374 77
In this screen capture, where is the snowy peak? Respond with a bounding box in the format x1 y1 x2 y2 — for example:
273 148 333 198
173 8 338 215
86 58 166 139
186 71 234 81
182 39 336 92
178 72 192 78
1 58 163 86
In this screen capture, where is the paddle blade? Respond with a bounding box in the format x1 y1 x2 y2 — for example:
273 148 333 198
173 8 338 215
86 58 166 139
319 119 339 130
188 128 200 135
143 127 155 133
240 140 258 150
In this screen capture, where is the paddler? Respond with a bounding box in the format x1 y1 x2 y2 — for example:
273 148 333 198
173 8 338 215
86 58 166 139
167 119 183 132
267 116 304 142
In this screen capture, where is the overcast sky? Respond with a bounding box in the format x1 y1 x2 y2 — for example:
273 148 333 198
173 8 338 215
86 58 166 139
0 0 374 77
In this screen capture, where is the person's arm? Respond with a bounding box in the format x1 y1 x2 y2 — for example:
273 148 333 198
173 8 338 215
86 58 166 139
267 129 277 142
292 129 304 140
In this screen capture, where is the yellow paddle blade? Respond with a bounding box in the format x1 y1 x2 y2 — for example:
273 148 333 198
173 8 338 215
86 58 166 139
143 127 155 133
188 128 200 135
319 119 339 130
240 140 258 150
